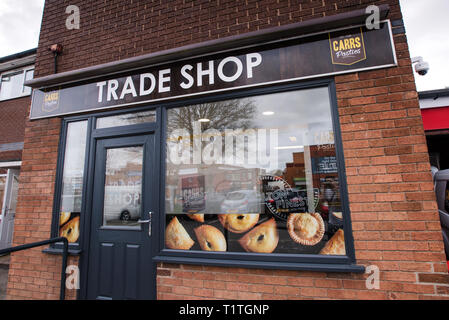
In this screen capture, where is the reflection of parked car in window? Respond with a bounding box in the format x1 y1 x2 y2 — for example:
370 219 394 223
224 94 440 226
220 190 262 213
433 169 449 260
205 191 226 214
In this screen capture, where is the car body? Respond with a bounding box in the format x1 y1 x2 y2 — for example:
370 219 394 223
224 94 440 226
220 189 263 214
433 169 449 260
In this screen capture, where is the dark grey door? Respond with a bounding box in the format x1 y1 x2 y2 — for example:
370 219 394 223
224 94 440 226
86 134 157 299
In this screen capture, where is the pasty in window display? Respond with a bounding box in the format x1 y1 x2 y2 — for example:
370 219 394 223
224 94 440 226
287 212 325 246
187 213 204 223
194 225 227 252
59 211 71 226
239 218 279 253
60 216 80 243
319 228 345 255
218 213 259 233
165 216 195 250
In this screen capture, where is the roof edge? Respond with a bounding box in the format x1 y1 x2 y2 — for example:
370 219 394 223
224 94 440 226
419 88 449 100
26 5 390 89
0 48 37 64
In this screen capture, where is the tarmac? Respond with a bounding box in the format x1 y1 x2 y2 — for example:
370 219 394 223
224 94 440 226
0 254 10 300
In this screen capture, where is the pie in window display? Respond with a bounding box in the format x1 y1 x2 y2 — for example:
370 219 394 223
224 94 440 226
238 218 279 253
194 224 227 252
187 213 204 223
319 228 346 255
287 212 325 246
218 213 259 234
60 215 80 243
165 216 195 250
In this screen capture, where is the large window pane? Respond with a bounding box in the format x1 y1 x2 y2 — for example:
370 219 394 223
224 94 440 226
164 87 346 255
59 121 87 243
0 68 34 100
0 71 23 100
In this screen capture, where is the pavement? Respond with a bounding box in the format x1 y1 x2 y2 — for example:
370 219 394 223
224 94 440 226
0 254 10 300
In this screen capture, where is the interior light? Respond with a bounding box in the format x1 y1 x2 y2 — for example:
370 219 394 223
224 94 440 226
274 145 304 150
198 118 210 122
289 136 297 142
262 111 274 116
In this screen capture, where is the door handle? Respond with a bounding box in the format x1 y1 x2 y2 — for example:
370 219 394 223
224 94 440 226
137 211 153 237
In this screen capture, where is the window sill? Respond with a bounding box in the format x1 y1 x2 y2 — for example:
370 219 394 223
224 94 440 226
42 247 82 256
0 93 32 103
153 255 365 273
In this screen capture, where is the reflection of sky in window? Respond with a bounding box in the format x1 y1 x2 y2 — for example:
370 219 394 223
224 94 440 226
251 87 332 133
63 121 87 177
248 87 333 172
106 147 143 169
165 87 334 174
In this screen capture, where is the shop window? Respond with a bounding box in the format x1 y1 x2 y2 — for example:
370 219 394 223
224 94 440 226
0 67 34 101
58 120 88 243
164 86 349 258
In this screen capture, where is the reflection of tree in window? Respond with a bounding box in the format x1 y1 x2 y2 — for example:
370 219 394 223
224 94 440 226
167 99 256 135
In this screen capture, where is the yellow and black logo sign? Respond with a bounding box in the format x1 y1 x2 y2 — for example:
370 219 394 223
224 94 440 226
42 90 60 112
329 28 366 65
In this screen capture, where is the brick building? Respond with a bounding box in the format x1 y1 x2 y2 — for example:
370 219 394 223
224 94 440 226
0 49 35 251
6 0 449 300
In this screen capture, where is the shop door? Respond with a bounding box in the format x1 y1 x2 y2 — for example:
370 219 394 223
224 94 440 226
0 169 20 250
85 134 157 300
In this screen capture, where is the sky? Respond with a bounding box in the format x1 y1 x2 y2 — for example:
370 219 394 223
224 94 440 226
0 0 448 92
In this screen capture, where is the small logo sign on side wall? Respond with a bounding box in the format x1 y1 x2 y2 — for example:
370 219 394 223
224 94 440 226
329 28 367 66
42 90 60 112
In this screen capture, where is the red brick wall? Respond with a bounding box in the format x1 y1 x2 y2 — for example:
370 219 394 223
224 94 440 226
0 96 30 161
7 0 449 300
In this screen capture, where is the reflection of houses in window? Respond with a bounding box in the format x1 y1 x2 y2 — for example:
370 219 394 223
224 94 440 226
60 176 84 212
281 144 340 214
165 162 264 214
283 152 305 188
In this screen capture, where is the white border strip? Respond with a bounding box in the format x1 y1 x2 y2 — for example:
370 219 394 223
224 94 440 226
0 161 21 168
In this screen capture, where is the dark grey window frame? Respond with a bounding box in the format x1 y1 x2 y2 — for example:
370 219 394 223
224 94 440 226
46 78 364 273
155 79 363 273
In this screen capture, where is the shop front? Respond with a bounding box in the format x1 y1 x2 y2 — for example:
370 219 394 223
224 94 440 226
7 2 449 300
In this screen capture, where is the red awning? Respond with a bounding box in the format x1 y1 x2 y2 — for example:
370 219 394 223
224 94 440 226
421 106 449 131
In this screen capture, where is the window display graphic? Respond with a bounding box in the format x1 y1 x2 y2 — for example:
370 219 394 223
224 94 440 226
181 176 205 214
165 88 346 255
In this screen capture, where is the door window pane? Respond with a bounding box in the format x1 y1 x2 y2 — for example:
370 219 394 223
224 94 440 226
59 121 88 243
164 87 346 255
102 146 143 227
96 110 156 129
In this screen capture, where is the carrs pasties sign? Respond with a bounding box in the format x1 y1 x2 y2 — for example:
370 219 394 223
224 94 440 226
329 28 366 65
